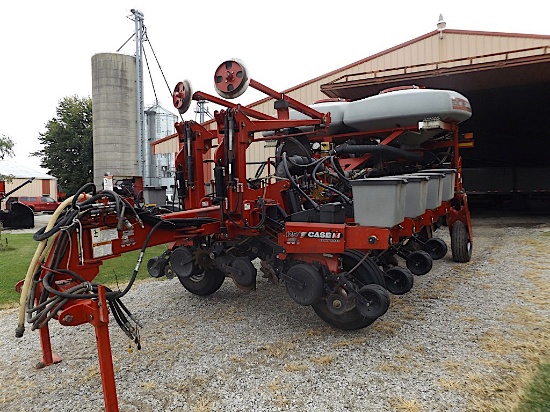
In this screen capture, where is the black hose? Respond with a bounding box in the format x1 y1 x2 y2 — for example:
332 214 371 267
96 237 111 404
330 156 350 186
311 158 352 205
71 183 97 209
332 143 423 162
282 152 319 210
33 208 79 241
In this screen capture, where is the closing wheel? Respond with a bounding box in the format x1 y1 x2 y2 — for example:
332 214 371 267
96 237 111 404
213 59 250 99
177 268 226 296
355 284 391 319
423 237 448 260
406 250 433 275
172 80 193 114
312 250 387 330
451 221 472 263
384 266 414 295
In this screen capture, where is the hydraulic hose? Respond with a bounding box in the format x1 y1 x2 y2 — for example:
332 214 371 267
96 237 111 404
16 195 78 337
331 143 423 162
311 157 352 205
282 152 319 210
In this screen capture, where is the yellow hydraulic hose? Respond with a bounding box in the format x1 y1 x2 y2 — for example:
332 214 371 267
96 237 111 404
16 195 77 337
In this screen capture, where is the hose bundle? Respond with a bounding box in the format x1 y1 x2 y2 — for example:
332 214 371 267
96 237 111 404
16 183 199 344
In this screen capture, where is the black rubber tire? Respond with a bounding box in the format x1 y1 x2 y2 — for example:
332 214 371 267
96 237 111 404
406 250 433 275
355 284 391 319
312 250 387 330
384 266 414 295
423 238 448 260
177 268 226 296
451 221 472 263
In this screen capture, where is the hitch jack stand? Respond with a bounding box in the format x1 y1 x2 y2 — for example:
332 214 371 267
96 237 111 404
38 285 120 412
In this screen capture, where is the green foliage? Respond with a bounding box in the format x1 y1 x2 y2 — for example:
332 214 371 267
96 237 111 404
0 233 167 307
0 134 15 182
0 134 14 160
518 363 550 412
32 96 93 195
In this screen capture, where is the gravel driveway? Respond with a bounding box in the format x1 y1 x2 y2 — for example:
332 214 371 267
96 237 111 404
1 214 549 411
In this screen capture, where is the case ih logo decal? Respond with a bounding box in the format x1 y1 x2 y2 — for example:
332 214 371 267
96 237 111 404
285 230 343 244
304 231 342 239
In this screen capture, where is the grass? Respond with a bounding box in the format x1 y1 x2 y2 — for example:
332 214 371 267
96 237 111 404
0 232 168 307
517 363 550 412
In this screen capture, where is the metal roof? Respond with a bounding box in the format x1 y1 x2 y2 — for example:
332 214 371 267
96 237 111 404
319 29 550 100
0 160 56 180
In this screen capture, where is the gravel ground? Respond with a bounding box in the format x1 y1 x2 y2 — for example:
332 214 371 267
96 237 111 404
1 213 549 411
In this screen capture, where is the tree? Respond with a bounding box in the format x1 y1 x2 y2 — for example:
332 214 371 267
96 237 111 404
32 96 93 195
0 134 15 182
0 134 14 159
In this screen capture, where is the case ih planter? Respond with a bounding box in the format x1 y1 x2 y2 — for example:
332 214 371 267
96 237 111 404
16 60 473 411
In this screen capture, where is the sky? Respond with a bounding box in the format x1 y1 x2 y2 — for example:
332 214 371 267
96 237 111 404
1 0 548 174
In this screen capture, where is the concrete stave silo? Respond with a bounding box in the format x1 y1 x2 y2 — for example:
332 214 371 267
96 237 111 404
91 52 138 187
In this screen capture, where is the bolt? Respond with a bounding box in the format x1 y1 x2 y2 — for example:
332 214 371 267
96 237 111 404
332 300 342 309
62 315 73 323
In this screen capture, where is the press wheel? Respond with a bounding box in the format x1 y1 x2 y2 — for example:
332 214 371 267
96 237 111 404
383 266 414 295
406 250 433 275
423 237 448 260
355 284 391 319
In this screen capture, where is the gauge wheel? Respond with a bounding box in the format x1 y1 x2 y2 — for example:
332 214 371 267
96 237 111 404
312 250 388 330
383 266 414 295
423 237 448 260
406 250 433 275
451 221 472 263
177 268 226 296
